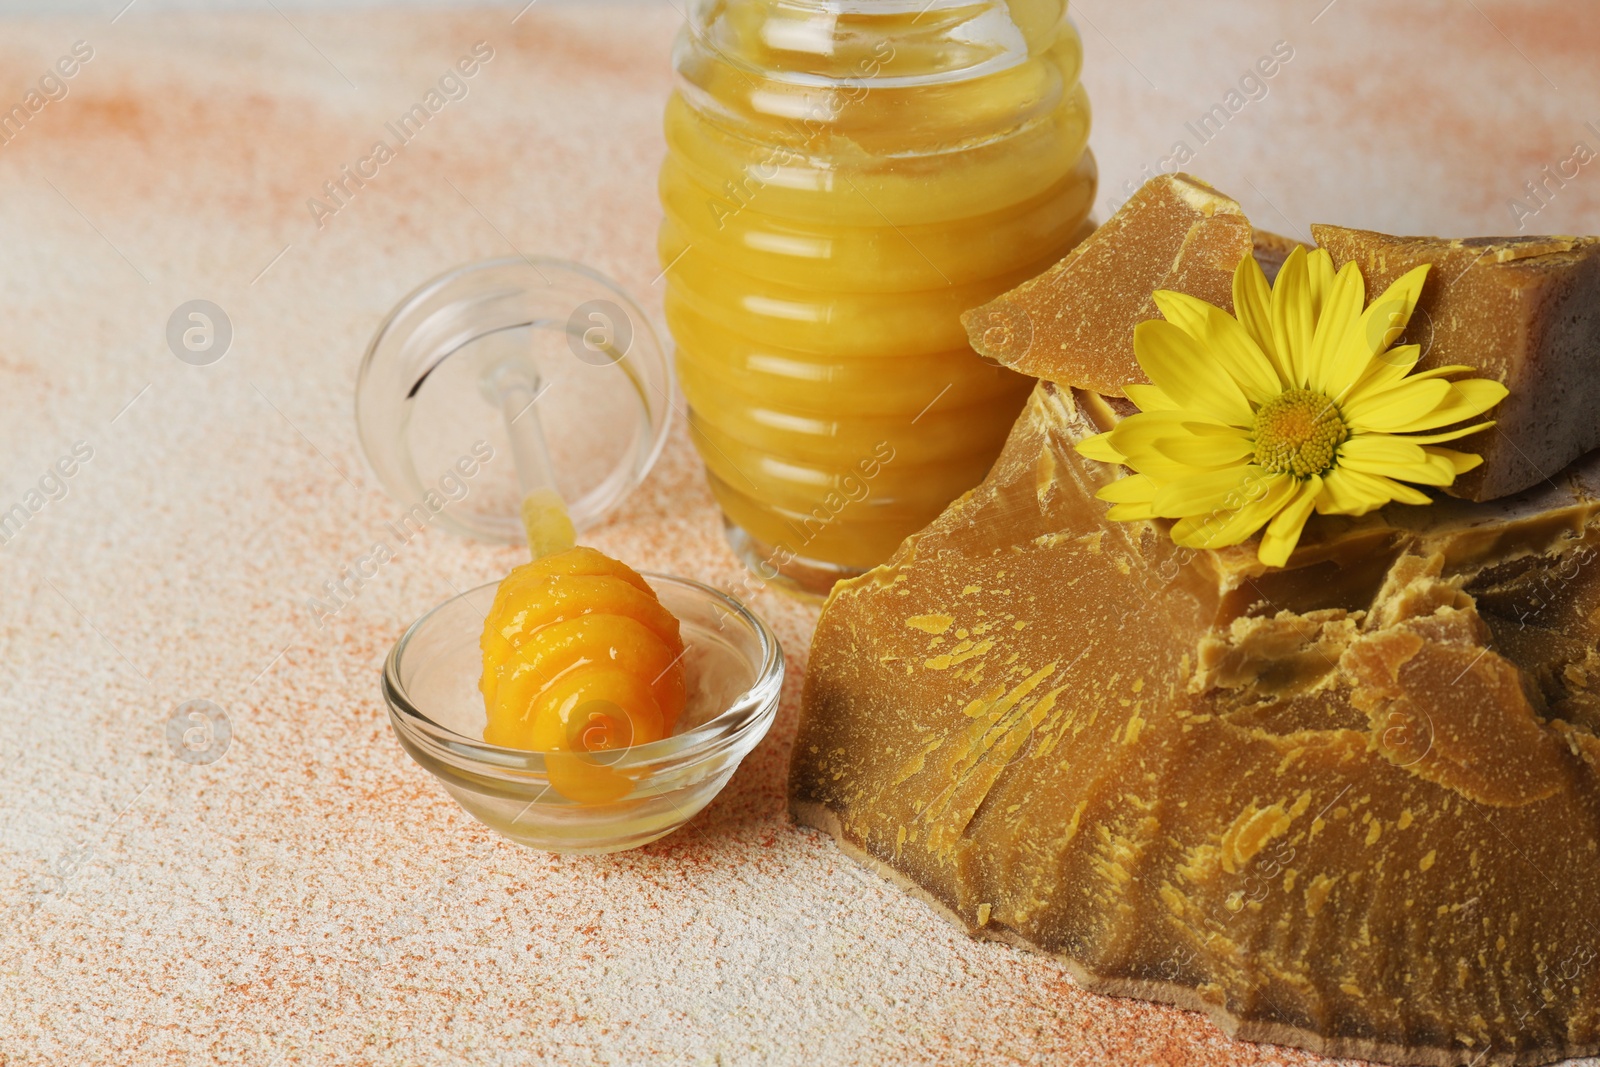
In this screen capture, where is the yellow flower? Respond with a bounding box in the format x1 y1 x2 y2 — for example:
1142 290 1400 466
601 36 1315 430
1076 245 1508 567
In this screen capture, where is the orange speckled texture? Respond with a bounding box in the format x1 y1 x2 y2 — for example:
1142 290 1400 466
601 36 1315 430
0 2 1597 1064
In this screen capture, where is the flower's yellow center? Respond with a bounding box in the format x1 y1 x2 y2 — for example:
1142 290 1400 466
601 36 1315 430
1253 389 1347 478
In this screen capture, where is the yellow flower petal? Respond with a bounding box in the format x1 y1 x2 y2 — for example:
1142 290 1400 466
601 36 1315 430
1361 264 1431 354
1184 421 1252 438
1422 451 1464 484
1316 467 1431 514
1342 343 1421 401
1367 378 1509 434
1152 465 1268 519
1076 432 1125 464
1342 378 1452 432
1342 358 1478 408
1259 475 1323 566
1171 472 1296 549
1400 364 1479 383
1106 502 1159 521
1400 420 1496 445
1371 473 1434 507
1424 446 1484 475
1315 467 1393 515
1270 246 1315 387
1153 432 1256 469
1124 383 1178 411
1325 265 1429 402
1097 472 1161 504
1232 251 1285 383
1338 451 1455 487
1154 290 1281 406
1340 428 1488 486
1108 409 1237 473
1151 288 1209 339
1306 249 1337 319
1306 262 1367 396
1133 319 1253 426
1339 434 1428 468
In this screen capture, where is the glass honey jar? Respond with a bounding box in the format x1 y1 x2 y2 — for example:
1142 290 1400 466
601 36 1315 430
660 0 1097 594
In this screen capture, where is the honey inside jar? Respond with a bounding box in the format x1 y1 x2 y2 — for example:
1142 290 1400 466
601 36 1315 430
659 0 1097 582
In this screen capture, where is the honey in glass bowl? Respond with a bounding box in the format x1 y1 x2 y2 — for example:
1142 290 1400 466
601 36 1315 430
659 0 1097 594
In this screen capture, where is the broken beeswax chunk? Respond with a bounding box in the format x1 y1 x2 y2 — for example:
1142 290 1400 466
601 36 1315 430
1315 225 1600 501
791 379 1600 1066
961 173 1253 394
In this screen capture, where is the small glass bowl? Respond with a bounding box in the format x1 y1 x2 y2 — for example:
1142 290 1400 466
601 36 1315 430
383 575 784 854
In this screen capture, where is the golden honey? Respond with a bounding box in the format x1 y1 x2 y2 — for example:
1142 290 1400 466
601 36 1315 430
480 547 687 802
659 0 1097 588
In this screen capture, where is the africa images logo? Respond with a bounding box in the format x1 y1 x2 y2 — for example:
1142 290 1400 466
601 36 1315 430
306 42 495 230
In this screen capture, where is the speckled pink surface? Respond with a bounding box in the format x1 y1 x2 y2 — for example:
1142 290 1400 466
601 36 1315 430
2 3 1598 1064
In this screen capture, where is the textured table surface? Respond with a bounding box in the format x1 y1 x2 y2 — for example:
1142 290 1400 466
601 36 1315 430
2 2 1598 1064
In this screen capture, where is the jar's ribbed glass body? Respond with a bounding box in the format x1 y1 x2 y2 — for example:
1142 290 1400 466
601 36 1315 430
660 0 1097 590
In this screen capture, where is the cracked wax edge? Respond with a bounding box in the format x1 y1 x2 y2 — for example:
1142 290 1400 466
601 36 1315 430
789 801 1600 1067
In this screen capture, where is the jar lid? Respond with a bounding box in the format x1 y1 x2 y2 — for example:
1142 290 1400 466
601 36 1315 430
356 258 673 545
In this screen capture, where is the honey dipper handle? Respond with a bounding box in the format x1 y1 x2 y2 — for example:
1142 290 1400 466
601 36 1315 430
494 366 577 560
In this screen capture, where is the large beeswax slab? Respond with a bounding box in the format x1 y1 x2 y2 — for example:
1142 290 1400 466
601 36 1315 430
791 380 1600 1067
